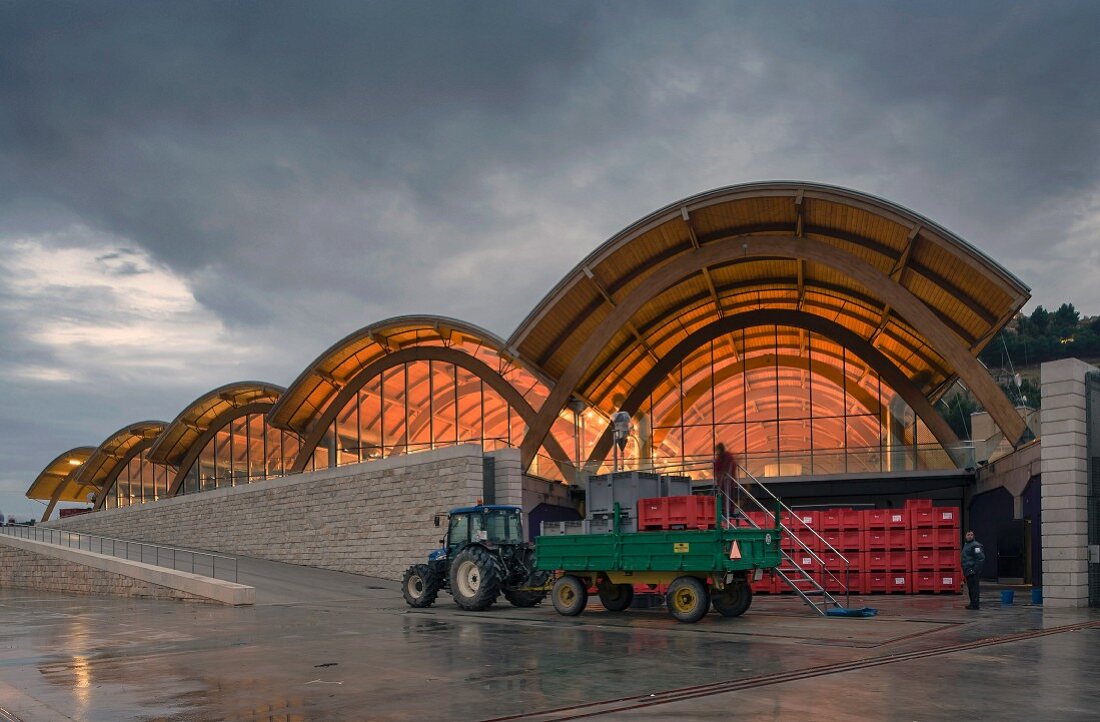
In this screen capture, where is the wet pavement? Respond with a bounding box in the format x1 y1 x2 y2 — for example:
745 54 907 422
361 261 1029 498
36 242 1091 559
1 557 1098 721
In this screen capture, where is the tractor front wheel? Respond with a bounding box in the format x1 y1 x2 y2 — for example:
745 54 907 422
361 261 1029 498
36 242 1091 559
402 564 441 608
448 546 502 611
666 576 710 623
597 582 634 612
551 575 588 616
711 583 752 617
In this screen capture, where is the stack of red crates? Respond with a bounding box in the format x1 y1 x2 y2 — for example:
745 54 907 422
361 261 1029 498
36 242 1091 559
908 500 963 593
749 500 961 595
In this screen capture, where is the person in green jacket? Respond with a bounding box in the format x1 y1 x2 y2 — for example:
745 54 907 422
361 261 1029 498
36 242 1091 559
962 530 986 610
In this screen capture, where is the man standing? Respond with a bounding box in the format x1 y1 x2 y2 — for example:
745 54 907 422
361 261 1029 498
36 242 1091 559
713 443 737 518
961 530 986 610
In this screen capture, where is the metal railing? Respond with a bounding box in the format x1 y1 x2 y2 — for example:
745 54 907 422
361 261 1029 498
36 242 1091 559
0 525 238 583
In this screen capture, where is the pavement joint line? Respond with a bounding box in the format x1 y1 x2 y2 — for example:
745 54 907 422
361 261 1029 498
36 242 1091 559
481 619 1100 722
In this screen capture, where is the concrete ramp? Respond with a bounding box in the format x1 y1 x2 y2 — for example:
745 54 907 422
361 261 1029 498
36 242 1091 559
0 534 254 605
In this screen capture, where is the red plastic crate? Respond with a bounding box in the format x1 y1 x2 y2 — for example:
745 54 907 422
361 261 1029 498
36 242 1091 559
820 508 842 531
913 569 963 594
909 507 936 528
910 527 959 549
839 508 863 531
863 527 908 550
911 548 957 570
820 549 861 571
792 527 823 553
637 495 715 530
864 549 909 571
933 507 961 529
863 571 911 594
864 508 908 529
905 498 933 509
822 529 862 552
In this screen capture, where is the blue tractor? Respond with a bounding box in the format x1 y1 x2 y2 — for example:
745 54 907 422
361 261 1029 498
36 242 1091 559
402 505 549 611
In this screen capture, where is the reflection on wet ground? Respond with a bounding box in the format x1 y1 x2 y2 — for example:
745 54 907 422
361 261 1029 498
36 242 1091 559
1 556 1098 721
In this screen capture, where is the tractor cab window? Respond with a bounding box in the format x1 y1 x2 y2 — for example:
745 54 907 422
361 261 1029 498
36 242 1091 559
484 509 524 544
447 514 470 549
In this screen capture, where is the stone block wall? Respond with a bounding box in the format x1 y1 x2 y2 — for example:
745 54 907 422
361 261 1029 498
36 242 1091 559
46 445 500 581
0 542 208 602
1040 358 1098 607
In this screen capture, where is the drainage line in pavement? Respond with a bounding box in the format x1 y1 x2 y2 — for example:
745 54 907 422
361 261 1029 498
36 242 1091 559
483 620 1100 722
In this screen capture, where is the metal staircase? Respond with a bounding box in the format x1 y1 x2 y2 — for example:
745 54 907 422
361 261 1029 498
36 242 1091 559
717 465 852 616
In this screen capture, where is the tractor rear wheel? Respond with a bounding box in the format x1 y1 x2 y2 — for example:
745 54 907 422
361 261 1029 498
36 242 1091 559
598 583 634 612
504 589 546 607
551 575 588 616
711 583 752 617
449 546 502 611
666 576 710 623
402 564 441 608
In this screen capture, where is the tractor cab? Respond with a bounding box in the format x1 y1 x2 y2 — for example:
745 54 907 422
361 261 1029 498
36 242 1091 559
441 505 525 554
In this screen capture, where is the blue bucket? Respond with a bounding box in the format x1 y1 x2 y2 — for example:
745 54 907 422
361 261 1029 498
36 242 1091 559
1001 590 1014 605
1032 588 1042 604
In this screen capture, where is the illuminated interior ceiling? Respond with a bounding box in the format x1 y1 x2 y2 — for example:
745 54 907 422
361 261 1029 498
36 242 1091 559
69 421 167 494
147 381 285 467
26 447 97 502
268 314 554 442
510 182 1030 467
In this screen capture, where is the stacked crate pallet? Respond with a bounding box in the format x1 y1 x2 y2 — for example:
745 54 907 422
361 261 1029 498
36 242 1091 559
747 501 962 595
907 500 963 593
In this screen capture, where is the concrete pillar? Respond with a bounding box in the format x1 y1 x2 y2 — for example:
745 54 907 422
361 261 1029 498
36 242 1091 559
1040 358 1098 608
488 448 524 507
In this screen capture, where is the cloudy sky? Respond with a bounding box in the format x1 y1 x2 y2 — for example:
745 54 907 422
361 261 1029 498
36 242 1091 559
2 1 1098 519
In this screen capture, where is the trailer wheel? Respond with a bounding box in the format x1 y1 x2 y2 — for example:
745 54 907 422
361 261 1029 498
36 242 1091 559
551 575 588 616
598 583 634 612
402 564 441 608
449 546 502 611
711 583 752 617
666 576 710 623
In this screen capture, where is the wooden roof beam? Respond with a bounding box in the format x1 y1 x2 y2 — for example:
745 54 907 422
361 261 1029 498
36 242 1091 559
681 207 700 250
890 225 920 282
794 190 804 238
583 266 659 364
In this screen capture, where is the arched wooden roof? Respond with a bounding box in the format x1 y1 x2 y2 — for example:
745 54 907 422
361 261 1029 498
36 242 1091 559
146 381 285 466
69 421 167 493
26 447 96 502
268 315 553 436
508 182 1031 467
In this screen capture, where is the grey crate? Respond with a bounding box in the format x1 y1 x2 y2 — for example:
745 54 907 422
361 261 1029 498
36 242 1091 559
585 472 661 517
585 517 637 534
661 475 692 497
541 520 586 536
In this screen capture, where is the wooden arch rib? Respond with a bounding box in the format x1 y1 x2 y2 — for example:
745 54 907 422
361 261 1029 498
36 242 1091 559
164 402 278 497
286 346 573 478
91 435 163 511
567 309 965 474
519 235 1020 470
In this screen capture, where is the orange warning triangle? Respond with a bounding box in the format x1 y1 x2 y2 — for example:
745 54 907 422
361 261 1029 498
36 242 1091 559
729 540 742 560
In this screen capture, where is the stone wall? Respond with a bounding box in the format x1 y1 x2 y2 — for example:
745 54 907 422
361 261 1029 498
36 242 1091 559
0 541 208 602
1040 358 1098 608
47 444 516 581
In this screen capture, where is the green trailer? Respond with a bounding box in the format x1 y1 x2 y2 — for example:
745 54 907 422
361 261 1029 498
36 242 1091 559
535 503 783 623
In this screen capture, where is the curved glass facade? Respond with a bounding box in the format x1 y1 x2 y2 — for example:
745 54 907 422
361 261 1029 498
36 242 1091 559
103 448 174 508
590 325 947 478
180 412 301 493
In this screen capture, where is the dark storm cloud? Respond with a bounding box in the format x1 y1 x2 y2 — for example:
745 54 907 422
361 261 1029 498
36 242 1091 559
2 1 1099 515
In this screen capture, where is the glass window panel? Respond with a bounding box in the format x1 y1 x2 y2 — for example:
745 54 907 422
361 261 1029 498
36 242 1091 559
481 385 510 449
381 365 407 456
509 406 527 450
281 431 300 476
198 436 216 491
141 453 155 502
359 380 382 460
214 428 232 488
431 361 458 446
248 414 267 480
455 368 482 444
231 416 249 485
335 394 359 466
